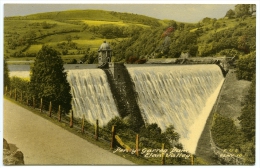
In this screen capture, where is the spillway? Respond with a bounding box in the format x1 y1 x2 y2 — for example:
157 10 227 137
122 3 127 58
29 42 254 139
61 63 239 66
67 69 119 127
8 64 225 154
126 64 224 153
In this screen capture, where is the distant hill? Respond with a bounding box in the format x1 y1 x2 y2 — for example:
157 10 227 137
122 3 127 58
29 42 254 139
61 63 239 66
5 9 161 26
13 10 120 21
4 8 256 64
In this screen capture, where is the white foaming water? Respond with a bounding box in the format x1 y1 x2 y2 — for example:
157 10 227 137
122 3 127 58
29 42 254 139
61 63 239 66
10 65 224 153
127 65 224 154
67 69 119 127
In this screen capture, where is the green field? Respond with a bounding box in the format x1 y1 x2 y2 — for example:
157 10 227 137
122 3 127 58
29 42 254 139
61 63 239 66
4 9 152 62
82 20 127 26
26 44 43 53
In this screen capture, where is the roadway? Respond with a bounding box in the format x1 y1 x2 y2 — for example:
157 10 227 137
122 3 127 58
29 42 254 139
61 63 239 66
3 99 134 165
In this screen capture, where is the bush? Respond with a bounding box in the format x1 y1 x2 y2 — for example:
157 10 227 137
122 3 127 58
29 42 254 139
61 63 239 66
211 114 241 149
10 77 29 92
236 51 256 81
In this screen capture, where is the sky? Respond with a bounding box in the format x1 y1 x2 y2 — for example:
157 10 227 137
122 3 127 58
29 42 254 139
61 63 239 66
2 1 239 23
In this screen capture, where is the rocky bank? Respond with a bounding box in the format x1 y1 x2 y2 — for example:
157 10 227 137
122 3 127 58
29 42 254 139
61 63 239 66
3 138 24 165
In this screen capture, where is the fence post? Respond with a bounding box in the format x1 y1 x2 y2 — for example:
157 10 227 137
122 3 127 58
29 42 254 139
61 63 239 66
81 114 85 133
49 101 52 117
190 154 194 165
40 98 43 112
95 119 99 141
70 110 73 128
33 97 35 109
15 88 17 101
161 143 165 165
58 105 61 122
111 125 116 150
136 134 139 156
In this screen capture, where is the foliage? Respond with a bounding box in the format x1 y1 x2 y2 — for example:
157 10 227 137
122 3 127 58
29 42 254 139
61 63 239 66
3 60 10 88
236 51 256 81
211 114 242 149
29 45 72 113
41 21 56 29
80 51 97 64
67 58 78 64
4 8 256 62
139 123 181 148
10 76 29 92
106 116 130 132
237 35 250 53
238 75 255 141
110 13 255 60
162 125 180 141
225 9 235 19
240 141 255 165
234 4 251 18
236 75 255 165
106 117 181 149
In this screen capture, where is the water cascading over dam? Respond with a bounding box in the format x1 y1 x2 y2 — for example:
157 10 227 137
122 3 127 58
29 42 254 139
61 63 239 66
67 69 120 127
126 64 224 154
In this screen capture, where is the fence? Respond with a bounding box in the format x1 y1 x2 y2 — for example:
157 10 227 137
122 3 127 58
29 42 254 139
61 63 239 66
4 86 195 165
4 86 112 143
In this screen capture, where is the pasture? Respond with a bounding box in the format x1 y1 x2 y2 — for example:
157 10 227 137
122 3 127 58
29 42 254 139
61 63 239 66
26 44 42 53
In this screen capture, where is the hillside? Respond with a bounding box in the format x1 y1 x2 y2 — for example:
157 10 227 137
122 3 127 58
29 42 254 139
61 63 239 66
112 16 255 63
4 9 164 63
4 7 256 64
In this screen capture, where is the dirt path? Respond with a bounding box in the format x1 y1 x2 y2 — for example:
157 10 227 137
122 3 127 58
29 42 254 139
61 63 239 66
3 99 134 165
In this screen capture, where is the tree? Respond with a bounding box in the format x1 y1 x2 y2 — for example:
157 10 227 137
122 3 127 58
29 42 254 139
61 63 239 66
140 123 162 141
29 45 72 113
161 125 180 145
225 9 235 19
3 59 10 89
235 4 250 18
202 17 211 24
236 51 256 81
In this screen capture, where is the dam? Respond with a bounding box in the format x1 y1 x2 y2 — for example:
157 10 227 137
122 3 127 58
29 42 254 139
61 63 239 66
8 63 225 154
